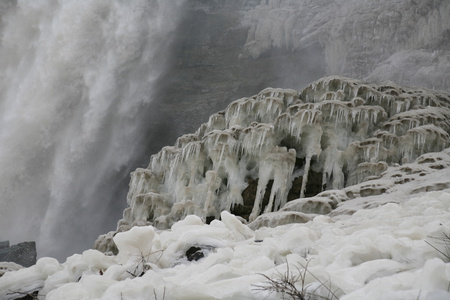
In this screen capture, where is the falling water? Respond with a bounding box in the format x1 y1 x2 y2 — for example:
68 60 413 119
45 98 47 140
0 0 185 260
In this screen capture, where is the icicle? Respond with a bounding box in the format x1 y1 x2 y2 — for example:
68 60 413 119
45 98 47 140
299 110 306 125
329 102 335 118
203 171 221 218
351 109 358 124
218 144 226 164
300 154 312 198
249 171 271 222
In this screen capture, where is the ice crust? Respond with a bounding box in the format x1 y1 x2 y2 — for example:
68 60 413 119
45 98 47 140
109 76 450 236
2 190 450 299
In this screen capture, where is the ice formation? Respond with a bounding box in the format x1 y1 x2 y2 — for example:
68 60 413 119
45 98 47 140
95 76 450 251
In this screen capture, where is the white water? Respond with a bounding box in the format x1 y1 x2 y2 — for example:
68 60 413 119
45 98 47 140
0 0 185 260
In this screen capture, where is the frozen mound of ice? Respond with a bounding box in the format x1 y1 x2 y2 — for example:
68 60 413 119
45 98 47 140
95 76 450 253
2 191 450 299
0 262 22 278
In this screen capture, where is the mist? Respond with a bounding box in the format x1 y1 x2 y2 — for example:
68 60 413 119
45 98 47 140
0 0 186 260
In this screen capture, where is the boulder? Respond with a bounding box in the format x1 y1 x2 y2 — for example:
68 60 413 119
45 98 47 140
0 241 36 268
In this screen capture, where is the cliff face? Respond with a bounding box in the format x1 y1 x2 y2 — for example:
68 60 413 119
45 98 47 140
149 0 326 149
242 0 450 87
95 76 450 253
151 0 450 147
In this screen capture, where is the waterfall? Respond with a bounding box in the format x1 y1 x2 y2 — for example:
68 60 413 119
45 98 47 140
0 0 185 260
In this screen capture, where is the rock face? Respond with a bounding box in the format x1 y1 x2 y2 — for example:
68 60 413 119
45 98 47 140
151 0 326 142
95 76 450 252
0 241 36 268
154 0 450 145
242 0 450 89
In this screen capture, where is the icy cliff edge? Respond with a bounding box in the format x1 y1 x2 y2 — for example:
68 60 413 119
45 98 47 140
96 76 450 253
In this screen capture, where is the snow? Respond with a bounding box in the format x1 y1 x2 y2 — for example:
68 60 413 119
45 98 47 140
2 184 450 299
0 262 22 278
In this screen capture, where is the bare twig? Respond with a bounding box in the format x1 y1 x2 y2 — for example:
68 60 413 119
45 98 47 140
416 290 422 300
7 289 41 299
153 287 166 300
253 260 339 300
425 232 450 262
126 249 165 277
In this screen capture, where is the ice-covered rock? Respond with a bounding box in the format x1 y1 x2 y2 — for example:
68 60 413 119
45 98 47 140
242 0 450 90
259 146 450 227
95 76 450 252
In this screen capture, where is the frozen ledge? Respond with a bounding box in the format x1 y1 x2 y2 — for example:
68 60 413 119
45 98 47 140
96 76 450 253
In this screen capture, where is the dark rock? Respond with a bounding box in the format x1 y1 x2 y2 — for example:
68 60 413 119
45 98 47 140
287 177 303 202
186 246 204 261
304 170 324 198
234 169 325 221
14 291 39 300
0 241 9 250
232 178 274 221
185 245 216 262
0 241 37 267
205 216 215 224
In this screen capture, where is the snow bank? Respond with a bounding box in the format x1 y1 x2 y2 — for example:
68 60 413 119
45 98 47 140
2 189 450 299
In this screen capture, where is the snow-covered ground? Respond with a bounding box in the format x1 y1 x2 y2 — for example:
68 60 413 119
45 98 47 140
1 152 450 300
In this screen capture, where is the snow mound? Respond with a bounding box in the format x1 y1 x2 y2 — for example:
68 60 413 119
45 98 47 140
2 191 450 299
